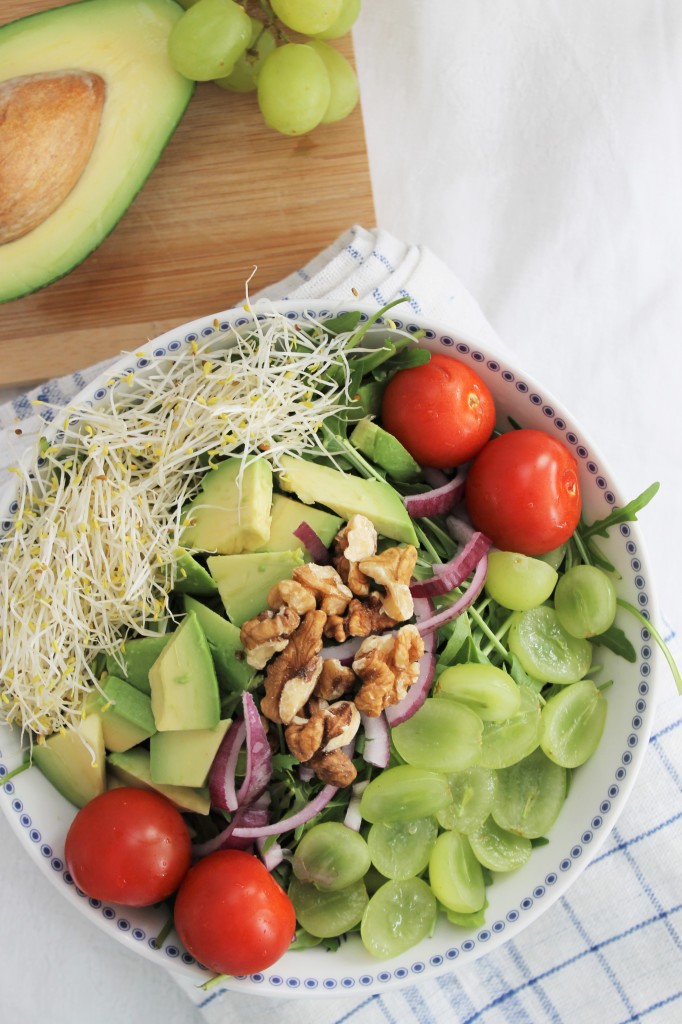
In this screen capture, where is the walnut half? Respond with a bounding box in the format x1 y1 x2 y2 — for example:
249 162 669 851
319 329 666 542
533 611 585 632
352 624 424 717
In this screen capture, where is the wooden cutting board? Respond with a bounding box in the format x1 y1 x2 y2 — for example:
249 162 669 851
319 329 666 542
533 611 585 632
0 0 375 389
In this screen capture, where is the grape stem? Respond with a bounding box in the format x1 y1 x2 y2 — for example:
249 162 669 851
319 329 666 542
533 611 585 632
616 598 682 696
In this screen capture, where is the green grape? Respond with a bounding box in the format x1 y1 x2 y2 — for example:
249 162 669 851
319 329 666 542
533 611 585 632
508 605 593 683
391 698 483 772
313 0 361 39
436 766 497 833
367 817 438 880
435 663 521 721
360 764 452 824
492 747 567 838
168 0 252 81
177 0 200 8
257 43 331 136
288 875 368 937
292 821 371 891
485 550 558 611
478 683 543 770
214 17 276 93
361 877 437 959
537 543 567 572
540 678 607 767
428 831 486 914
468 816 532 872
554 564 617 639
271 0 343 35
306 41 359 123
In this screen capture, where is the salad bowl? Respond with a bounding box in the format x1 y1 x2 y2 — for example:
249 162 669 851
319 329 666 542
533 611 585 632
0 300 661 998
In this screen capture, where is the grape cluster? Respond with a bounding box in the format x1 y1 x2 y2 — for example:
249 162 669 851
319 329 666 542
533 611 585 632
171 0 361 135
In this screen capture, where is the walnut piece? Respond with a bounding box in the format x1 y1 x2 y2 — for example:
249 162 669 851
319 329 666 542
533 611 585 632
346 592 398 638
315 658 356 701
285 714 325 762
292 563 353 616
260 610 326 724
359 546 418 621
321 699 361 752
308 748 357 786
239 607 300 669
352 624 425 717
267 579 317 615
333 514 377 597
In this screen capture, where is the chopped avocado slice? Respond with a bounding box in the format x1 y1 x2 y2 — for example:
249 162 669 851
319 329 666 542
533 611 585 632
85 675 156 753
263 494 343 555
107 748 210 814
277 455 418 546
105 635 171 695
32 714 106 808
180 457 273 554
182 595 256 693
149 611 221 731
350 418 422 482
0 0 194 304
169 550 219 595
150 718 231 788
208 549 305 626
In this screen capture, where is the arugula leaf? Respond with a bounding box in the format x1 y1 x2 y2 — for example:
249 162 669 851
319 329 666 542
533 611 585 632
580 482 660 540
590 624 637 663
322 311 363 336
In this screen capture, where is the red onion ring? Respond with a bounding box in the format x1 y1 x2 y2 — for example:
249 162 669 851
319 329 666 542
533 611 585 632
231 784 338 839
208 718 246 813
360 711 391 768
404 466 467 518
414 555 488 637
410 530 492 598
235 691 272 807
293 521 332 564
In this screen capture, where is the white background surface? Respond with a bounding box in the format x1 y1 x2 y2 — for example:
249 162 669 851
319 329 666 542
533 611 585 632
1 2 681 1022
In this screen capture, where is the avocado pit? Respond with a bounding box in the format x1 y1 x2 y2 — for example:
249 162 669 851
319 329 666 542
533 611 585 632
0 70 106 245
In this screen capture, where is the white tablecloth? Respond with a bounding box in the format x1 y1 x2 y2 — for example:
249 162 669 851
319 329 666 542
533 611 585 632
1 2 681 1022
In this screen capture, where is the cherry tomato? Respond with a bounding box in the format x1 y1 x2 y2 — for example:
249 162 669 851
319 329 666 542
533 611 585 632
173 849 296 975
64 787 191 906
380 353 496 468
465 429 582 555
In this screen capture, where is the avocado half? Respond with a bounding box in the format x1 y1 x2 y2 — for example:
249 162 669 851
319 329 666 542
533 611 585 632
0 0 194 304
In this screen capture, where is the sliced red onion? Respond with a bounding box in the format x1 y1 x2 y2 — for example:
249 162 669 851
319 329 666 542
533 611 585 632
404 466 467 518
414 555 488 637
294 521 331 564
235 691 272 807
191 801 269 857
410 531 492 599
343 780 368 832
445 513 476 546
258 837 288 871
231 784 338 839
320 636 363 665
208 718 246 813
360 711 391 768
422 467 450 488
384 629 437 726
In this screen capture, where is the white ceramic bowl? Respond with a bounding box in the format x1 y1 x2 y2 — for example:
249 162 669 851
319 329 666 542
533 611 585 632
0 301 660 999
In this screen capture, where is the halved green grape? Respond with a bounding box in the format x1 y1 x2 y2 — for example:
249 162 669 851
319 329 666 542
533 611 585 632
478 683 543 770
292 821 371 891
360 764 452 824
391 698 483 772
306 41 359 123
271 0 342 35
428 831 486 914
312 0 361 39
540 678 607 767
214 17 276 93
554 564 617 639
537 543 567 572
367 817 438 880
468 816 532 872
168 0 252 81
485 550 558 611
436 766 497 833
361 877 437 959
508 606 593 683
257 43 331 135
435 663 521 721
288 875 368 938
492 747 567 838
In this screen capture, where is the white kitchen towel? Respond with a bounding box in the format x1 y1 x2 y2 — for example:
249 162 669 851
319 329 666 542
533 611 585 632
1 226 680 1024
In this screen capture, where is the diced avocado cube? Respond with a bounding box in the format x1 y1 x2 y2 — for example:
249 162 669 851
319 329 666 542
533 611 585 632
208 549 305 626
86 675 156 753
350 418 421 482
180 457 273 554
182 596 256 693
169 550 219 595
32 714 106 808
150 718 231 788
149 611 221 731
263 494 343 555
106 748 210 815
277 455 418 545
105 635 171 695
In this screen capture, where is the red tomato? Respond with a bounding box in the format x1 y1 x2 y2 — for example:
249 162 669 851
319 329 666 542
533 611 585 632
173 849 296 975
380 353 496 468
465 428 582 555
64 787 191 906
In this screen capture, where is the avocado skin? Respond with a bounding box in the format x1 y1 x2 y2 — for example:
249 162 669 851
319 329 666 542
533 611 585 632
0 0 195 304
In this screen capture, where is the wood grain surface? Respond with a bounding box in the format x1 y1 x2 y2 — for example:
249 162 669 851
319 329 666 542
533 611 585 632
0 0 375 389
